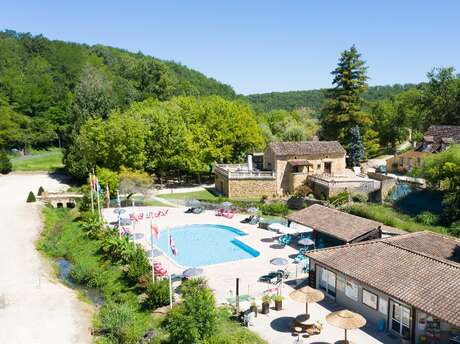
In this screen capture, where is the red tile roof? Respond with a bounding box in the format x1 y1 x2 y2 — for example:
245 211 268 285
267 141 346 156
307 231 460 327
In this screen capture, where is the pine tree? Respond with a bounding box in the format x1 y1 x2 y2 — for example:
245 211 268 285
0 150 12 174
26 191 36 203
348 125 365 167
320 45 371 146
37 186 45 196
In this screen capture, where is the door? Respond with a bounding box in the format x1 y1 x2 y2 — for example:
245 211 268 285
390 300 411 339
324 162 332 174
319 267 336 299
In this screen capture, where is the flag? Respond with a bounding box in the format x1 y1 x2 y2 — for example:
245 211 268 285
151 222 160 240
169 234 177 256
96 180 102 194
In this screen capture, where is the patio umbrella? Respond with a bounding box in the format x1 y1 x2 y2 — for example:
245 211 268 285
182 267 204 278
221 201 233 208
114 208 126 214
270 257 288 266
289 286 324 323
146 248 163 259
298 238 315 247
186 199 201 207
278 226 297 235
119 218 132 226
326 309 366 344
247 207 258 213
270 257 288 295
268 223 290 233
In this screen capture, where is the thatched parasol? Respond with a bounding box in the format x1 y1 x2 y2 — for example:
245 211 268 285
289 286 324 323
326 309 366 343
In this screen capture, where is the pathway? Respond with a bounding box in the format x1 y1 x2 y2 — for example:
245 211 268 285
0 173 92 344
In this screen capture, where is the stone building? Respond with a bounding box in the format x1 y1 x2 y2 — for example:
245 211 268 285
214 140 347 198
387 125 460 173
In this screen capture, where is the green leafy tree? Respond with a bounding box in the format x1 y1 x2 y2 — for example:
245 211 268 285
348 126 365 167
413 145 460 226
320 45 371 147
0 150 12 174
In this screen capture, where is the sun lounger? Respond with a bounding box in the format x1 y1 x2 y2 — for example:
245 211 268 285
241 215 254 223
185 207 194 213
248 215 260 225
222 210 235 219
192 207 204 214
215 208 225 216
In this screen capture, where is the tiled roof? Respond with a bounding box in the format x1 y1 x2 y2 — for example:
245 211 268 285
386 231 460 263
287 204 382 242
425 125 460 143
267 141 346 156
306 232 460 327
380 225 407 236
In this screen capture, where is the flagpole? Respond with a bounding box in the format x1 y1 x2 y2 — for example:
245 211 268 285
132 199 136 244
89 172 94 213
150 219 155 281
168 226 173 309
117 190 121 237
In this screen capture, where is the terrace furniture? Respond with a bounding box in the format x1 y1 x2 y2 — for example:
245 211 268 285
215 208 225 216
241 215 254 223
222 210 235 219
184 207 195 213
248 215 260 225
192 207 204 214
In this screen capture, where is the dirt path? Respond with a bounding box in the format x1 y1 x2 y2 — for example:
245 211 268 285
0 173 92 344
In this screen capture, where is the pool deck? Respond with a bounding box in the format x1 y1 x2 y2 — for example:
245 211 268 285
102 206 399 344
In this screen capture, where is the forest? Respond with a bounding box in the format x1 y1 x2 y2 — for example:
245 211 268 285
1 31 459 183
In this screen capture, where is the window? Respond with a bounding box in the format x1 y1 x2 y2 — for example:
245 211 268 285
319 267 336 298
345 280 358 301
390 301 411 338
362 289 378 309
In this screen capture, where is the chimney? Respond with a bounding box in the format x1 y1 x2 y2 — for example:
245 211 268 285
247 155 253 171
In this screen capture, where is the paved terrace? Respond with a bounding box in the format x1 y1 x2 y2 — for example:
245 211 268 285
102 206 398 344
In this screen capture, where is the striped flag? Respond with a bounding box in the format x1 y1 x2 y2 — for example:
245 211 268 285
151 222 160 240
169 234 178 256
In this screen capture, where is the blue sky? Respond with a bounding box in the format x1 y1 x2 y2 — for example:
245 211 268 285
1 1 459 94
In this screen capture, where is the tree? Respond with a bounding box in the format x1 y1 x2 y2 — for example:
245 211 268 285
26 191 36 202
348 126 365 167
413 145 460 226
165 282 217 344
320 45 371 147
0 150 12 174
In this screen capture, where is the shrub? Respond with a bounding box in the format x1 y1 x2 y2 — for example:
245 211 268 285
259 202 288 216
125 247 151 285
95 302 151 344
37 186 45 196
329 192 349 206
352 193 368 203
143 279 170 310
293 184 313 197
0 150 12 174
26 191 36 202
180 277 208 297
448 221 460 237
415 211 439 226
165 285 217 343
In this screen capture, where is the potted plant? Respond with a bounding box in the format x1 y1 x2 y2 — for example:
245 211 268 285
273 295 283 311
250 301 258 316
261 295 271 314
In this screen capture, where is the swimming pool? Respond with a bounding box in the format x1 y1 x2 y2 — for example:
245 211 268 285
152 224 260 267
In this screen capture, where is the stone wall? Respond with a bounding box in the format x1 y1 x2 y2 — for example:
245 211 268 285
386 151 428 173
214 172 229 196
289 173 308 193
228 178 277 199
368 173 396 203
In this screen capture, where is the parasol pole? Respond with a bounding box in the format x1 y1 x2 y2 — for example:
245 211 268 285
89 172 94 213
150 219 155 281
168 226 173 309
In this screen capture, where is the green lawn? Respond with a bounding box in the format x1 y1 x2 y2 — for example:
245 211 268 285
158 189 220 201
12 148 64 172
342 203 449 235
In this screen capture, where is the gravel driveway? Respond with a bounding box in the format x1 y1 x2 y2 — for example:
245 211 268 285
0 173 92 344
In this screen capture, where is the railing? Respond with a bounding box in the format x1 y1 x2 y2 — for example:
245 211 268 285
214 164 275 179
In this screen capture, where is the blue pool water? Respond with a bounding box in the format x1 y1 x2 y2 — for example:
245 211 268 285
152 224 260 267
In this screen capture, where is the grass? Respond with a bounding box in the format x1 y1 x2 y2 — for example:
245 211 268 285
38 207 266 344
12 148 64 171
158 189 219 201
342 203 449 235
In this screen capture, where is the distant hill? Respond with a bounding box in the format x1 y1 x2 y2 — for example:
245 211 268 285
245 84 415 113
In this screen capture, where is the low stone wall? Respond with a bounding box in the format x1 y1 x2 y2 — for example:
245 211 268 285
228 178 277 199
367 173 396 203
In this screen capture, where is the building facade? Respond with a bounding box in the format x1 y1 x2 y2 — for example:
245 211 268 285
306 232 460 344
214 140 347 198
